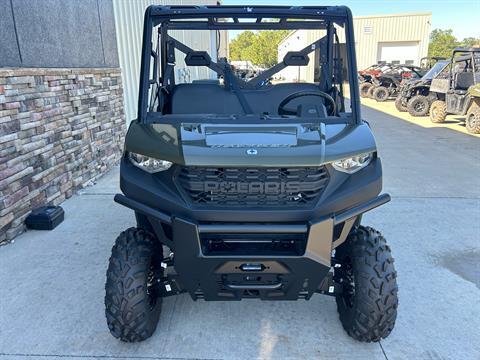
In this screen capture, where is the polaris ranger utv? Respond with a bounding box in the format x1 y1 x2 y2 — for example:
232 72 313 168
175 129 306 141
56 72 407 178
105 5 398 343
429 48 480 132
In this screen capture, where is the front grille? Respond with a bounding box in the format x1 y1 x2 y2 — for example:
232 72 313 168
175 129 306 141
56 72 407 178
175 166 329 207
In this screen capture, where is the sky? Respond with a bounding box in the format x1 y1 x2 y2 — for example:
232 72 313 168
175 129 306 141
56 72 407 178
223 0 480 41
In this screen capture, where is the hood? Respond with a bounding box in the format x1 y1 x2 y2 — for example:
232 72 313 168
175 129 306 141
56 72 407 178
468 84 480 97
125 119 377 167
402 78 431 90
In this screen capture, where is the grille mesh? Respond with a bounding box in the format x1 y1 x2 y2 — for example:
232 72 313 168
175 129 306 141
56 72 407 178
175 167 329 207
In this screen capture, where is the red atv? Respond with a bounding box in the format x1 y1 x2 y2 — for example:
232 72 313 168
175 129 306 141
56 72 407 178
359 64 392 98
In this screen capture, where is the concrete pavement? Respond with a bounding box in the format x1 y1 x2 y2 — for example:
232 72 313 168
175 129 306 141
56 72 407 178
361 97 480 138
0 103 479 360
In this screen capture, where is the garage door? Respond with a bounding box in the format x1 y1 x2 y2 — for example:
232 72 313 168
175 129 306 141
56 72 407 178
377 41 420 65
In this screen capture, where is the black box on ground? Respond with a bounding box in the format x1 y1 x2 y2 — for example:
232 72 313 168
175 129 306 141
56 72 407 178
25 206 65 230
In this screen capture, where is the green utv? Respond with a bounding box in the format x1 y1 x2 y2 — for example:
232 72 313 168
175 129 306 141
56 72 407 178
105 5 398 343
429 48 480 134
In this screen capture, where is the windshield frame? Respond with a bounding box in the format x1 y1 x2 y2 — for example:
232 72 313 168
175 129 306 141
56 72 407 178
137 5 361 125
422 61 449 80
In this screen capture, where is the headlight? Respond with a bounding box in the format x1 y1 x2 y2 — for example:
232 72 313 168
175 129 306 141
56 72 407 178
128 152 172 173
332 152 373 174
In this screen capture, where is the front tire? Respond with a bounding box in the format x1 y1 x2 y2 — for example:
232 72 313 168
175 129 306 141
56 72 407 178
105 228 163 342
466 107 480 134
429 100 447 123
373 86 389 102
394 96 407 112
360 83 373 98
334 226 398 342
367 85 375 99
407 95 430 117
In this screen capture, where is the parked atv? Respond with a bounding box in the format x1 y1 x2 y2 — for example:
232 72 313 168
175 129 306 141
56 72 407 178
105 5 398 344
358 64 391 98
429 48 480 133
395 60 449 115
372 65 425 102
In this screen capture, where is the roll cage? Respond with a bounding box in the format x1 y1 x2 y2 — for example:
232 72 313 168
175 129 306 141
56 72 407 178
373 64 424 88
430 48 480 95
449 48 480 87
137 5 361 124
420 56 447 70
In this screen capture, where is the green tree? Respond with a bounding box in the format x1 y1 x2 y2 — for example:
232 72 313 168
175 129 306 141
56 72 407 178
229 31 256 61
229 30 290 67
461 37 480 48
428 29 459 58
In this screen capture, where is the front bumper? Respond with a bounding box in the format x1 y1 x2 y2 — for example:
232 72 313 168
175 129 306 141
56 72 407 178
115 191 390 301
116 157 388 300
119 156 384 223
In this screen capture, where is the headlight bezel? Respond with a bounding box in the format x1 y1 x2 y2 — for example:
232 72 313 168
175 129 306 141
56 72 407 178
127 152 173 173
331 152 374 174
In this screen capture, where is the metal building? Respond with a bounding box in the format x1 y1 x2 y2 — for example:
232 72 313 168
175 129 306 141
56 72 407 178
112 0 226 122
278 12 432 82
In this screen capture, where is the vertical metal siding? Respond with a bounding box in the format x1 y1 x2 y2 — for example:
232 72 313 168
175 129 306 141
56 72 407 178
352 13 431 70
112 0 218 123
288 13 432 82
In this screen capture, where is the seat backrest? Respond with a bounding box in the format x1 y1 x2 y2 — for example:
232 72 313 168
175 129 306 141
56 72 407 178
455 72 474 90
170 82 323 115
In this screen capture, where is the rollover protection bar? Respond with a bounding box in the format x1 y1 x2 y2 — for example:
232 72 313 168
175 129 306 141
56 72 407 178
113 193 391 232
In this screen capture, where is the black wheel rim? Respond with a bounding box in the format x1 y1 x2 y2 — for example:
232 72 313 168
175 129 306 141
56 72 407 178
414 101 425 112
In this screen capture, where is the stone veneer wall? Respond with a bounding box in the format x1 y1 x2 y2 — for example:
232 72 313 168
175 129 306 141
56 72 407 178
0 68 126 243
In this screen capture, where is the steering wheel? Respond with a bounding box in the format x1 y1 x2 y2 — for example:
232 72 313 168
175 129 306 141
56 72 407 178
278 90 336 116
